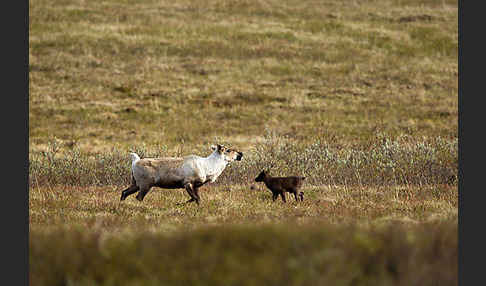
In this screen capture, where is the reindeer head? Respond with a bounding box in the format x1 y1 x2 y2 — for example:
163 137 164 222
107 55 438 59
255 163 275 182
254 169 267 182
211 144 243 162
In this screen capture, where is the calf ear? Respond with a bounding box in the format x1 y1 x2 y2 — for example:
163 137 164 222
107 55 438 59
211 145 217 151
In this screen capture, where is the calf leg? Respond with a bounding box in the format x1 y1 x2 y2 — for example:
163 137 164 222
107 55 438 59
120 185 139 201
280 192 286 203
272 192 278 202
290 189 303 202
293 191 299 202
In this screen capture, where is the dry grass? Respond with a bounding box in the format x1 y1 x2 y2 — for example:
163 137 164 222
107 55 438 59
29 0 458 154
30 183 457 232
29 0 458 284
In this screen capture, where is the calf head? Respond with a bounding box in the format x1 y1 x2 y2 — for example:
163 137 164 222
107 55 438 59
254 170 267 182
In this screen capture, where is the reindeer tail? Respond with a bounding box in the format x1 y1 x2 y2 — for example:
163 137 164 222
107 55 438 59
129 152 141 171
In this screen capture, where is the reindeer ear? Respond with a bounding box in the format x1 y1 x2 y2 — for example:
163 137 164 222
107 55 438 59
211 144 224 152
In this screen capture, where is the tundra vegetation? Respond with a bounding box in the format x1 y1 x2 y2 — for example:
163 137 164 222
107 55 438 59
29 0 458 285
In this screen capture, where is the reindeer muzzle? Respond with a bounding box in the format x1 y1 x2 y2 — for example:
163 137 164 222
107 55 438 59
236 152 243 161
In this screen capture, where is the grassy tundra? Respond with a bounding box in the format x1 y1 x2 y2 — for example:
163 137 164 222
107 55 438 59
29 0 458 285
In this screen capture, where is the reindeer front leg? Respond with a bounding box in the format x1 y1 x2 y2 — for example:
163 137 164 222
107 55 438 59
183 183 199 205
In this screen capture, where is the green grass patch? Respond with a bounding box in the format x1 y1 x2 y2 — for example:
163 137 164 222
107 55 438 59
30 222 457 286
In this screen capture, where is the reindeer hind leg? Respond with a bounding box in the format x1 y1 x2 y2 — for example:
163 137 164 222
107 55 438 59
135 185 152 202
120 185 139 201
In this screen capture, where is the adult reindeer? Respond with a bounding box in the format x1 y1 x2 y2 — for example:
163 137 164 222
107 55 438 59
120 144 243 205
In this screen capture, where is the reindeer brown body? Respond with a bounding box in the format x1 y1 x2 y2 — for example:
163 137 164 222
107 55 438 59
254 170 305 202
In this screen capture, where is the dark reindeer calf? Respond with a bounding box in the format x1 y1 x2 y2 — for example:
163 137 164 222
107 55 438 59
254 170 305 202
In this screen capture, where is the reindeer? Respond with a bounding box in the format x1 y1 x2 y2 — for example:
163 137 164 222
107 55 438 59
254 169 305 203
120 144 243 205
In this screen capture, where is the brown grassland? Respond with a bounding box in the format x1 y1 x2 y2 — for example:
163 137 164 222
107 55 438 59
29 0 458 285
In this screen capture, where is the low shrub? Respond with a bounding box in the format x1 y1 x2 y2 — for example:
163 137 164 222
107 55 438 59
221 131 457 186
29 132 457 187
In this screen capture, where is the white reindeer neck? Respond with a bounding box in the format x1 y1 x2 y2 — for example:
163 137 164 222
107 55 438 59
200 150 229 177
206 149 229 164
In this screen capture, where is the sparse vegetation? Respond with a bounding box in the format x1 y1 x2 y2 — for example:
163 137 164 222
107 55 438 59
29 132 457 187
29 0 458 285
